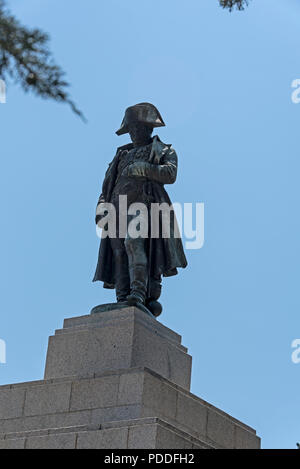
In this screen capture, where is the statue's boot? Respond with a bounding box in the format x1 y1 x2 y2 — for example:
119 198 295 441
146 300 162 318
127 263 148 306
114 248 130 303
146 276 163 317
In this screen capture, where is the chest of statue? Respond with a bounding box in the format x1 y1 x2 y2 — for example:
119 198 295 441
111 143 153 205
117 143 152 176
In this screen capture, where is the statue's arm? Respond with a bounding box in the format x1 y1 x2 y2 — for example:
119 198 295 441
124 148 178 185
95 155 117 224
97 193 105 205
95 193 105 224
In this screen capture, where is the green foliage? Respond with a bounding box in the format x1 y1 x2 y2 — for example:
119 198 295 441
0 0 85 120
219 0 250 11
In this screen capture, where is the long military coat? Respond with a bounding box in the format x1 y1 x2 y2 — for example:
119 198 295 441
93 136 187 288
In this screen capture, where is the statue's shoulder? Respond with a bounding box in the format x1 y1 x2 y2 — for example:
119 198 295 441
107 143 133 167
153 135 177 162
116 142 133 153
152 135 174 153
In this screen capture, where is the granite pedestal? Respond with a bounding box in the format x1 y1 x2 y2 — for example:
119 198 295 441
0 307 260 449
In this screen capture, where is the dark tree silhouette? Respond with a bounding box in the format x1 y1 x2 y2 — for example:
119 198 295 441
0 0 85 120
220 0 250 10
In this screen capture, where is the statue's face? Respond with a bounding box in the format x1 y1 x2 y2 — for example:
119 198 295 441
128 122 153 146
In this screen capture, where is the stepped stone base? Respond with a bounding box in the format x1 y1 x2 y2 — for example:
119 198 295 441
44 307 192 390
0 307 261 449
0 417 211 450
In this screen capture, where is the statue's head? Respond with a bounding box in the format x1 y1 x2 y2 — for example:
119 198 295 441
127 121 153 146
116 103 165 145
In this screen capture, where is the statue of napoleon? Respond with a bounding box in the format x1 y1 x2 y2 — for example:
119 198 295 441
93 103 187 318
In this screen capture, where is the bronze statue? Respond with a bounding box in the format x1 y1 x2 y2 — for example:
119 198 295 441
93 103 187 317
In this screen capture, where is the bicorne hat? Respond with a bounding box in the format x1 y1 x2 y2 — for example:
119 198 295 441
116 102 165 136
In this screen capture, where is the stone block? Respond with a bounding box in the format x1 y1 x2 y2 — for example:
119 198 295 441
45 329 133 379
44 308 192 391
207 409 236 449
0 388 25 420
90 405 142 426
141 372 177 420
25 433 76 449
76 428 128 449
235 425 261 449
175 392 208 438
132 320 192 390
127 424 157 449
156 424 193 449
24 382 72 417
0 438 26 449
0 410 91 434
117 372 144 406
70 375 119 411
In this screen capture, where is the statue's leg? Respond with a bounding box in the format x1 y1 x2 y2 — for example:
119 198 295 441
110 238 130 303
125 236 148 306
148 275 162 301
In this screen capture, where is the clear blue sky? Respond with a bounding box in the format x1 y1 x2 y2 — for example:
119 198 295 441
1 0 299 449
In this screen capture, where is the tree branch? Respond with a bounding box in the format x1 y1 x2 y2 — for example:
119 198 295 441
219 0 250 11
0 0 86 121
